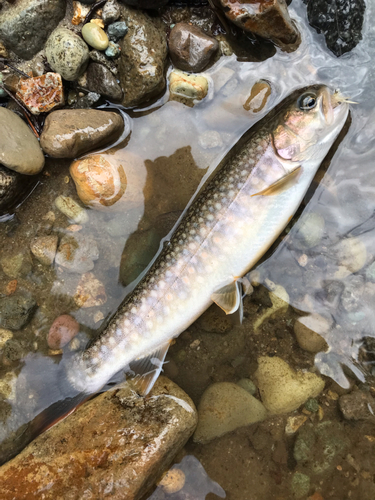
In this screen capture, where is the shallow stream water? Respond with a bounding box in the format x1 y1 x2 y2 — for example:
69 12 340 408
0 0 375 498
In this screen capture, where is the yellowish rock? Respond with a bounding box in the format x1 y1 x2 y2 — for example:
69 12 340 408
169 70 208 104
72 1 91 25
254 283 289 332
193 382 267 443
255 356 325 414
158 469 186 494
0 329 13 349
74 272 107 308
243 80 271 113
294 314 330 353
285 415 308 435
0 371 17 399
334 236 367 279
82 21 109 50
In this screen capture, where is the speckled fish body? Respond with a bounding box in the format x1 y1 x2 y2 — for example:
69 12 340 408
68 85 349 394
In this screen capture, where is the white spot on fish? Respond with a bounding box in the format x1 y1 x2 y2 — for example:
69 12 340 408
215 203 222 210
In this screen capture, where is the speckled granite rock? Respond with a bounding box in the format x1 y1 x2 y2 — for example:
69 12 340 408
0 0 65 60
45 28 90 82
119 4 168 107
40 109 124 158
0 108 45 175
0 377 197 500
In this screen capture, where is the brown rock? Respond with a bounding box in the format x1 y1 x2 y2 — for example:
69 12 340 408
0 377 198 500
30 235 58 266
40 110 124 159
16 73 64 116
294 314 330 354
219 0 300 52
74 272 107 307
119 4 168 107
47 314 80 349
86 62 123 101
168 22 219 73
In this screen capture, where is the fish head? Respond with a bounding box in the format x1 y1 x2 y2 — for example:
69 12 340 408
272 84 349 163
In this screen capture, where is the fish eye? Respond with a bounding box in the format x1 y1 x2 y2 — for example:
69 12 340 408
298 93 317 111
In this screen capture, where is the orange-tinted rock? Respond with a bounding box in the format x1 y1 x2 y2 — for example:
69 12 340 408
243 80 271 112
219 0 300 52
47 314 79 349
74 272 107 308
0 377 197 500
70 151 144 211
16 73 64 115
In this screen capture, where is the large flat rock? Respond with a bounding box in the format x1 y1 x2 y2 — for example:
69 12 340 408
0 376 198 500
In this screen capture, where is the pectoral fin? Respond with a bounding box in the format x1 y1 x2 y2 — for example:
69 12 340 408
129 341 171 396
211 281 242 316
251 165 302 197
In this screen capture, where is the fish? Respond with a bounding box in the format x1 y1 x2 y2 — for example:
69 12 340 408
0 84 349 464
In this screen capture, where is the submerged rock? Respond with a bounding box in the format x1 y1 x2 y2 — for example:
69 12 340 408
86 63 123 101
45 28 90 82
74 272 107 307
193 382 267 443
40 110 124 159
0 251 32 279
0 294 36 330
54 195 89 224
102 0 121 24
294 314 330 353
0 0 65 60
0 377 197 500
255 356 325 414
119 4 168 107
55 233 99 274
219 0 300 52
306 0 366 57
168 22 219 72
30 235 58 266
0 108 45 175
16 73 64 115
0 165 34 215
339 390 375 421
47 314 80 349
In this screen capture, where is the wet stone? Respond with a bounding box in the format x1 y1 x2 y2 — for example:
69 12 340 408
340 274 364 313
168 22 219 73
102 0 121 24
291 472 310 499
0 329 13 350
0 377 196 500
107 21 128 41
30 235 58 266
0 294 36 330
55 233 99 274
45 28 90 82
40 109 124 159
339 390 375 421
294 314 330 353
74 272 107 307
0 0 65 60
120 0 169 8
16 73 64 116
0 251 32 279
54 195 88 224
105 41 121 59
86 63 123 101
193 382 267 443
0 165 33 216
0 108 45 175
71 1 91 25
47 314 80 349
70 91 101 109
306 0 366 57
82 21 109 51
119 4 168 107
169 70 208 105
90 49 118 74
219 0 300 52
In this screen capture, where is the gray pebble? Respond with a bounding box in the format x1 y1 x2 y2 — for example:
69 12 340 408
105 41 121 59
87 62 123 101
102 0 121 25
107 21 128 42
0 294 36 330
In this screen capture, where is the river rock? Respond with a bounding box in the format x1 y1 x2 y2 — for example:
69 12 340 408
86 63 123 101
102 0 121 24
294 314 330 353
0 294 36 330
0 251 32 278
74 272 107 307
30 235 58 266
90 49 118 74
219 0 300 52
45 28 90 82
169 70 209 105
47 314 80 349
119 4 168 107
0 377 197 500
0 108 44 175
169 22 219 73
0 0 65 60
120 0 169 8
82 21 109 51
0 165 33 215
16 73 64 115
255 356 325 414
107 21 128 41
339 390 375 421
40 109 124 159
105 41 122 59
55 233 99 274
54 195 89 224
193 382 267 443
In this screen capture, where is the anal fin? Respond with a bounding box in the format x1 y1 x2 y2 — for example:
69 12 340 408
211 281 242 316
251 165 302 197
129 341 171 396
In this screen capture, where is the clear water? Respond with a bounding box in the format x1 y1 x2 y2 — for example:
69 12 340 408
0 0 375 498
